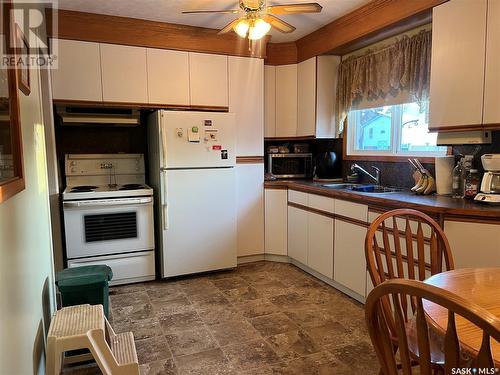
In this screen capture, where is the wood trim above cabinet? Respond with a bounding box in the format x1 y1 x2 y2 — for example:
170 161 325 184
52 99 229 112
236 156 264 164
295 0 446 62
46 9 269 59
265 42 298 66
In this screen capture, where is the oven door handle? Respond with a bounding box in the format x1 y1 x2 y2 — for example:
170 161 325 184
63 197 152 208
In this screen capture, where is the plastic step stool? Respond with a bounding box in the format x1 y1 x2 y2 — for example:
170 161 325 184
46 304 139 375
56 265 113 318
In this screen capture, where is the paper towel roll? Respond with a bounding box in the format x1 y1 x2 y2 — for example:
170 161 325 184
435 156 455 195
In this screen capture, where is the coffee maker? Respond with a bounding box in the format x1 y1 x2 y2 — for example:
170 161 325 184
474 154 500 204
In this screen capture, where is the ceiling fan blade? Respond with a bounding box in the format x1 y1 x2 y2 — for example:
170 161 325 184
266 3 322 15
218 19 241 34
263 15 296 33
182 9 240 14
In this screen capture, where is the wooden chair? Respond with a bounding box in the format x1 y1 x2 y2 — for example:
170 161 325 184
365 279 500 375
365 209 455 368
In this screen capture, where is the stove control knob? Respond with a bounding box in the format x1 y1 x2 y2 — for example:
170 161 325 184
71 167 76 173
70 161 76 166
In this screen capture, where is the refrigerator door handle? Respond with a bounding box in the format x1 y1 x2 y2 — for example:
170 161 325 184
161 170 169 230
163 205 169 230
159 112 168 168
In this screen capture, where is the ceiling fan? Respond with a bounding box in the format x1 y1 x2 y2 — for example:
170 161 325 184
182 0 323 41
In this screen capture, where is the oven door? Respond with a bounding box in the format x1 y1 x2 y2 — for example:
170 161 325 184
63 197 154 259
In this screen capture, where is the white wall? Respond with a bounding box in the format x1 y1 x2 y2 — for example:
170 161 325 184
0 50 56 373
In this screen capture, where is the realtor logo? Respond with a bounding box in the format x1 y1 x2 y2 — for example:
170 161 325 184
0 0 58 69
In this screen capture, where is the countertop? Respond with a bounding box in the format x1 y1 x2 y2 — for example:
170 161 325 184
264 179 500 219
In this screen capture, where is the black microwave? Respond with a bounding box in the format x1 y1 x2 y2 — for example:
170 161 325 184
268 153 313 179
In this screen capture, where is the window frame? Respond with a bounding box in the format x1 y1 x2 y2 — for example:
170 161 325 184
0 0 25 203
344 102 449 163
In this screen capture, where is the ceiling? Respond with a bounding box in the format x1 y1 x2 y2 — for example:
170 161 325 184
56 0 372 43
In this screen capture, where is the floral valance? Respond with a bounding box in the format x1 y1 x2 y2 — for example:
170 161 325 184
336 29 432 132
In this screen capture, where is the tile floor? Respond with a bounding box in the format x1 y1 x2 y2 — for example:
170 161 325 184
63 261 379 375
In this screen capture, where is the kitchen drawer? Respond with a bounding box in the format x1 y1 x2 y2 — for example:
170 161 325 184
288 190 308 205
335 200 367 222
68 251 155 286
308 194 334 213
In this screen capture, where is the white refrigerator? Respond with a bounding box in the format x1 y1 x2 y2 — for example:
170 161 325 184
148 111 237 278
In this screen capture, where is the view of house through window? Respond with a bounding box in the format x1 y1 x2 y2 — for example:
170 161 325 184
347 101 446 157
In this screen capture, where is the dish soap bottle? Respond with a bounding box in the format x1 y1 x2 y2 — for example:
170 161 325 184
452 158 465 198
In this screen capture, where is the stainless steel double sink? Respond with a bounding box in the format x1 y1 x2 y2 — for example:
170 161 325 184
321 183 402 194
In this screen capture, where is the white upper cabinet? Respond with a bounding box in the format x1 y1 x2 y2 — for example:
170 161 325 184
316 56 340 138
51 39 103 102
189 52 228 107
266 56 339 138
100 44 148 103
297 57 316 137
297 56 340 138
264 65 276 138
229 56 264 156
484 0 500 125
275 64 298 137
147 49 190 105
429 0 487 130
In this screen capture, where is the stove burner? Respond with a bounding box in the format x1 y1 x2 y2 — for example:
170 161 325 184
119 184 145 191
70 185 98 192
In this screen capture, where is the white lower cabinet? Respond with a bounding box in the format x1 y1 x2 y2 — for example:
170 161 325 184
287 206 308 265
334 219 367 297
286 191 334 279
444 220 500 268
264 189 288 256
307 212 334 278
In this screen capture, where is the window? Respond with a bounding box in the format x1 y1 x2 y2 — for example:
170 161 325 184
346 101 446 157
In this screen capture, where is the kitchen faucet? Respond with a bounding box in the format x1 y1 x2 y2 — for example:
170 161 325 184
350 164 381 185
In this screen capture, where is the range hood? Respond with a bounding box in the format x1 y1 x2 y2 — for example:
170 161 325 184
436 130 492 145
57 106 141 126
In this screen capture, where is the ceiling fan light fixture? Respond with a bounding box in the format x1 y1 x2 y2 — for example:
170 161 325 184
248 18 271 40
234 18 250 38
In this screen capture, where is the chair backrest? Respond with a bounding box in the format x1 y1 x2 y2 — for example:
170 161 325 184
365 209 454 288
365 279 500 375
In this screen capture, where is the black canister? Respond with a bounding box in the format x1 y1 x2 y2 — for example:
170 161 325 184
315 152 341 179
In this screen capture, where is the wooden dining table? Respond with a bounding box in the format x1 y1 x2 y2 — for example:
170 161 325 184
424 267 500 363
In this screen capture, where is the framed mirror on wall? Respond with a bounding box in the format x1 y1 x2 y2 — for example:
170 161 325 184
0 0 25 203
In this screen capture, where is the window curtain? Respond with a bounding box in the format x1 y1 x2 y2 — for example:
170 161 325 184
336 30 432 133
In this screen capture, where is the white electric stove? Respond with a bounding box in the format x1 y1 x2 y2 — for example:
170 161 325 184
62 154 156 285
